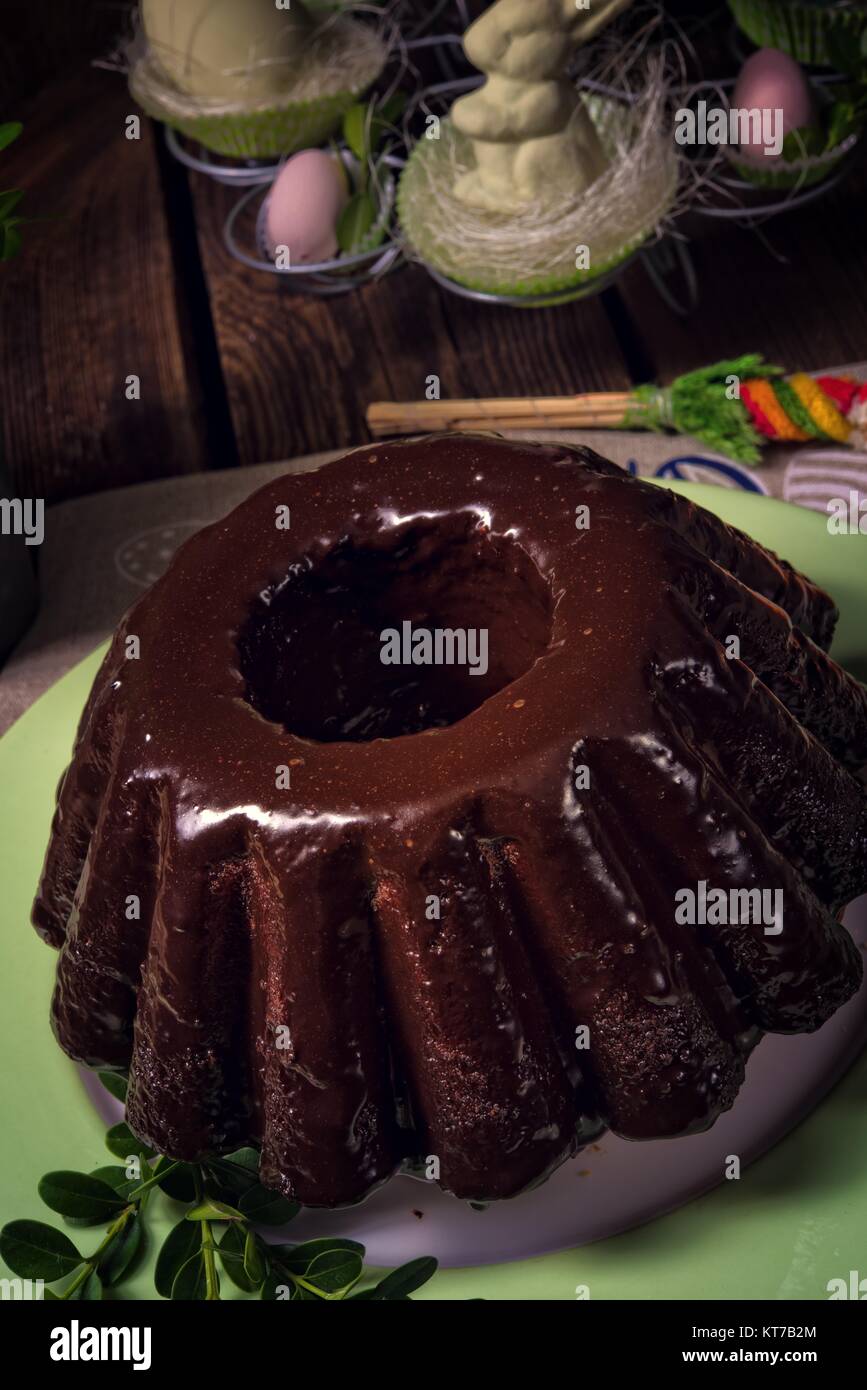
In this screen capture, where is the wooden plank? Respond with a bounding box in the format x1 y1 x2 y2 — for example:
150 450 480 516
362 255 633 400
0 69 210 503
435 285 633 397
354 264 470 404
188 174 393 465
613 167 867 383
189 174 632 465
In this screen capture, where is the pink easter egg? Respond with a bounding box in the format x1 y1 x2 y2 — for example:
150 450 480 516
264 150 349 265
732 48 815 159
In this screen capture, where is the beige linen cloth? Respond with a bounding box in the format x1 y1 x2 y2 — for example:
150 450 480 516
2 417 867 737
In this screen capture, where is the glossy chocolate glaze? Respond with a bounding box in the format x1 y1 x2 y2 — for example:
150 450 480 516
32 436 867 1206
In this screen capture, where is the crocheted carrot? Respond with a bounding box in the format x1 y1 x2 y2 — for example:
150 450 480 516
627 355 865 463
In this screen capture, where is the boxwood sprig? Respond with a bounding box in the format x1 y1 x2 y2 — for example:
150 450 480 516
0 1073 442 1301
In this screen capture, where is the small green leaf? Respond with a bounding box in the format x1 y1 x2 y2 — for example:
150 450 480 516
0 1220 82 1282
99 1217 143 1288
0 122 22 153
97 1071 128 1103
170 1251 208 1301
343 103 368 160
38 1171 126 1222
336 191 377 255
367 95 406 152
292 1283 323 1300
105 1123 155 1162
343 93 405 163
152 1157 197 1204
186 1199 244 1223
371 1256 438 1299
238 1184 299 1226
270 1237 364 1273
243 1229 266 1288
304 1248 363 1295
222 1146 260 1174
155 1218 202 1300
218 1224 259 1293
205 1153 259 1196
78 1167 139 1212
89 1165 133 1192
62 1214 119 1230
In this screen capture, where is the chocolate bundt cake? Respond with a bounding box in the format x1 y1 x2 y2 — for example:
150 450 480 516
33 436 867 1206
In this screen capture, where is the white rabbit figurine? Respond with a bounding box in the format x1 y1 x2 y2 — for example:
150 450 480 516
452 0 633 210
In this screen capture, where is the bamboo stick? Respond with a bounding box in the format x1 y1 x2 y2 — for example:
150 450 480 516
366 392 636 439
369 412 631 435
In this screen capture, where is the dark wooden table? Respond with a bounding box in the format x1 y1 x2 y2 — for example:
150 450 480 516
3 65 866 506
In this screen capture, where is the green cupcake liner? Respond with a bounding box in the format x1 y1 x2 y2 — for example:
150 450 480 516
131 64 361 158
728 0 867 66
432 248 642 302
729 130 860 188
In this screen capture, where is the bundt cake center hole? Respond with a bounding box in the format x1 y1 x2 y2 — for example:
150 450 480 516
238 517 554 742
